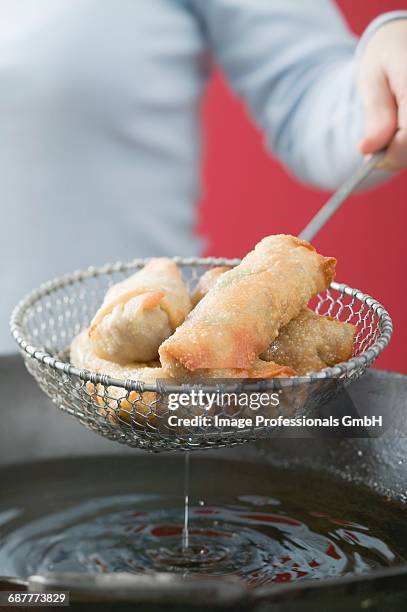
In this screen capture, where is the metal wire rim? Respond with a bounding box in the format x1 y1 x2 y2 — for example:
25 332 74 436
10 257 393 393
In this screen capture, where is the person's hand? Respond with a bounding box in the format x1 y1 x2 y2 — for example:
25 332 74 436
358 19 407 171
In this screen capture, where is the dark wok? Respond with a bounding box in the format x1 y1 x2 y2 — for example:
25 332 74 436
0 354 406 611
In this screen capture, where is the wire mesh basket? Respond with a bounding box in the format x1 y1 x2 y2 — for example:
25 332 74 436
10 257 393 452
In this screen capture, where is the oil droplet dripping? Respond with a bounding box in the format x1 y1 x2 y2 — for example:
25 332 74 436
182 452 190 551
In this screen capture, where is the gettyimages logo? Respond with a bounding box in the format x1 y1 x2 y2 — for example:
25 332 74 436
155 378 391 438
167 388 280 412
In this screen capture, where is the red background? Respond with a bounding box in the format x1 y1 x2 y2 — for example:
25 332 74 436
198 0 406 374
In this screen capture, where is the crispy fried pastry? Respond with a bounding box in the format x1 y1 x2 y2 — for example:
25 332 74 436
261 309 355 374
160 235 335 377
89 258 191 364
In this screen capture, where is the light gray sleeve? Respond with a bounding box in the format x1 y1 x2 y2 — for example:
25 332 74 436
190 1 405 190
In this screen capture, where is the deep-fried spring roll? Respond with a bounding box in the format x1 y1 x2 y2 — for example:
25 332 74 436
71 330 166 424
261 309 355 374
191 269 354 375
191 266 232 307
160 235 336 377
89 258 191 364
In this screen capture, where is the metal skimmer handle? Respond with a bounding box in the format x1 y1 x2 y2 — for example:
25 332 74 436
299 150 386 242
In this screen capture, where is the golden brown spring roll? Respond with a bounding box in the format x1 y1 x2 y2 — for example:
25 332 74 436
191 266 232 307
71 330 166 425
160 235 336 377
89 258 191 364
261 309 355 374
191 266 354 374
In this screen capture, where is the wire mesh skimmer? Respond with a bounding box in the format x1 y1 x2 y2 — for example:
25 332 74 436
10 257 392 452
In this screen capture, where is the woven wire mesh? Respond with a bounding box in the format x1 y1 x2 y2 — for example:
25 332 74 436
10 258 393 452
